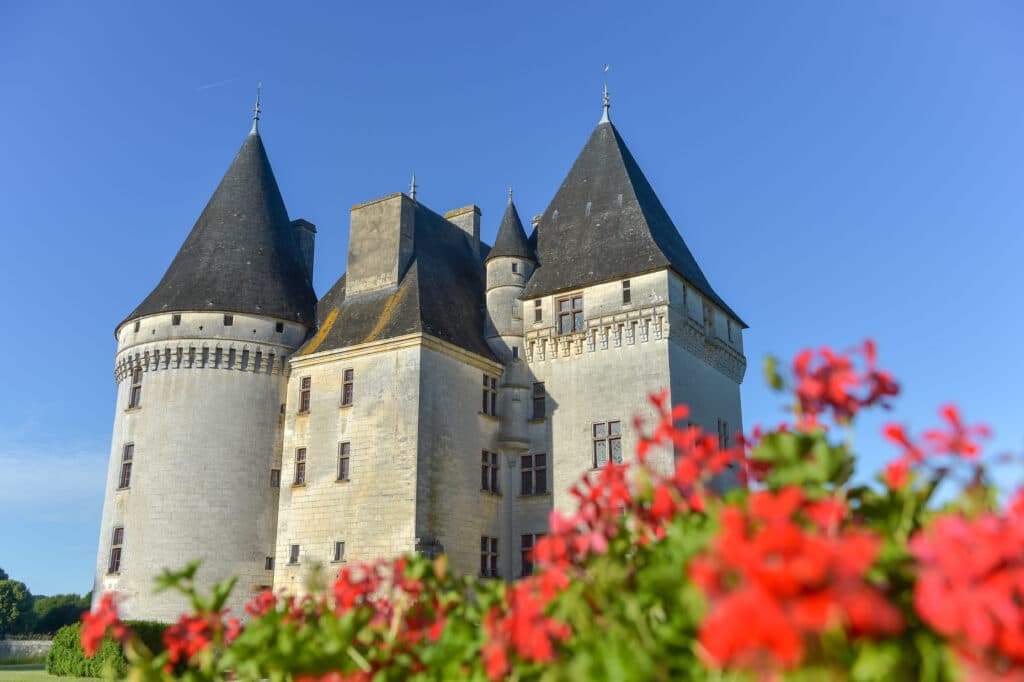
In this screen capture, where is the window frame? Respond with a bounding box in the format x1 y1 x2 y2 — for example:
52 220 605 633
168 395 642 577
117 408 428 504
482 374 498 416
128 367 143 409
481 450 500 494
592 420 623 468
108 526 124 574
622 279 631 305
341 369 354 407
288 544 300 565
294 447 307 486
520 453 547 496
223 314 234 326
520 533 546 577
531 382 545 420
533 299 542 323
333 541 346 563
717 419 730 449
298 376 311 413
480 536 499 578
264 556 274 570
511 262 518 274
556 294 584 335
270 468 281 488
171 313 181 326
337 442 351 481
118 443 134 490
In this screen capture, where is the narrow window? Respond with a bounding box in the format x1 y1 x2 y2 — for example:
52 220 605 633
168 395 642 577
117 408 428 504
223 314 234 326
717 419 730 449
275 322 284 333
482 375 497 416
299 377 311 413
288 544 300 565
727 319 733 342
264 556 274 570
521 533 545 577
341 369 354 407
171 314 181 326
270 468 281 487
512 262 518 274
128 367 143 409
557 295 584 334
108 526 124 574
511 345 519 360
481 451 499 493
480 536 499 578
333 541 346 563
592 421 623 468
520 454 547 496
533 299 542 323
133 321 140 333
118 443 134 489
622 280 631 305
532 382 545 420
294 448 306 485
338 442 350 481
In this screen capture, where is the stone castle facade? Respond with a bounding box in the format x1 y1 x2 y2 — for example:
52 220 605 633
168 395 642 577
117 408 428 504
93 98 747 622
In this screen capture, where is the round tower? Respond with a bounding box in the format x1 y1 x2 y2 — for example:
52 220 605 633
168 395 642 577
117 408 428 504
485 192 536 449
92 108 317 622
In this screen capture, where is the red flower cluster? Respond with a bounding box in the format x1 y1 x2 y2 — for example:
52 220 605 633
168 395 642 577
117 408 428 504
689 487 904 671
910 502 1024 677
792 340 898 425
481 577 572 680
163 610 239 671
80 593 130 657
883 404 991 489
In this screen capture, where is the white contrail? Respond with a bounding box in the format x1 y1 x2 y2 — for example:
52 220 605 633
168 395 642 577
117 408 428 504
196 78 239 92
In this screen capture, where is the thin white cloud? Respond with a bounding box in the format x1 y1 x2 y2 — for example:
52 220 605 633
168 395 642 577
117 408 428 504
196 78 239 92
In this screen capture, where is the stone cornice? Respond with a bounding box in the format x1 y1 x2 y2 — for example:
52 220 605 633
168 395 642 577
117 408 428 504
289 332 504 374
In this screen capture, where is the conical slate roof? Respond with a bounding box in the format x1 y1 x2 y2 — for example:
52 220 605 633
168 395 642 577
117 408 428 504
120 128 317 331
486 199 534 262
522 119 744 326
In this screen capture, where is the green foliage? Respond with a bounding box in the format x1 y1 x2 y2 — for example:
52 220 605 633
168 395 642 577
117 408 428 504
0 579 35 638
33 594 91 636
0 567 9 581
46 621 167 678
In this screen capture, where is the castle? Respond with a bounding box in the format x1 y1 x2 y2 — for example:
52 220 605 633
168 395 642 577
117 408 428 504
92 93 747 622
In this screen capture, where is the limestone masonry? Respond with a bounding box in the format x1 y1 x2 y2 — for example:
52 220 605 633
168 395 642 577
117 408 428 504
93 98 747 622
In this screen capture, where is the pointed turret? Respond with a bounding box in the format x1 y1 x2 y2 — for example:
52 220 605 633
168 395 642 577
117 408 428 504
486 193 535 263
121 124 316 331
522 117 744 325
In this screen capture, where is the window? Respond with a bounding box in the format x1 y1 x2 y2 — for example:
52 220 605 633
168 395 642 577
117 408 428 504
727 319 733 342
533 299 542 323
338 442 350 481
294 448 306 485
341 369 354 407
557 295 584 334
275 322 284 333
481 451 499 493
171 314 181 326
480 537 498 577
223 314 234 326
717 419 730 449
333 541 346 563
512 262 518 274
622 280 631 304
133 320 140 333
270 468 281 487
521 533 545 577
265 556 274 570
298 377 311 413
108 526 124 574
532 382 545 420
482 374 497 415
118 444 134 489
592 421 622 467
521 454 547 496
128 367 143 409
511 345 519 360
288 544 300 565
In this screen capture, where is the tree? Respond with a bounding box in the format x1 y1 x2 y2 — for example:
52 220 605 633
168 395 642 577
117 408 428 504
0 567 8 581
33 594 91 635
0 580 34 638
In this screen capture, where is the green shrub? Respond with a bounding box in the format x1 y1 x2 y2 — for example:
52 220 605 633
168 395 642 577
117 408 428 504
46 620 167 678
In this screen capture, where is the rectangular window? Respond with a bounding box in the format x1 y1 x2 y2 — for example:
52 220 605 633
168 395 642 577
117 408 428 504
341 369 354 407
534 299 542 323
481 451 499 493
118 443 134 489
622 280 631 304
128 367 143 409
511 345 519 360
532 382 545 420
171 314 181 326
521 533 545 577
275 322 284 333
270 468 281 487
512 262 518 274
592 421 623 468
265 556 274 570
133 320 140 333
557 295 584 334
717 419 730 449
338 442 350 481
108 526 124 574
520 453 547 496
480 536 499 578
482 374 497 415
294 448 306 485
333 541 346 563
223 314 233 326
299 377 311 413
288 544 300 565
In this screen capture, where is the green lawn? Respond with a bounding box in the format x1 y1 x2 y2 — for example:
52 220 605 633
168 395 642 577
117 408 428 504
0 664 94 682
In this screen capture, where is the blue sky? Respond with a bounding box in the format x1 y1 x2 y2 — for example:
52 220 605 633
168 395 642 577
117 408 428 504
1 2 1021 596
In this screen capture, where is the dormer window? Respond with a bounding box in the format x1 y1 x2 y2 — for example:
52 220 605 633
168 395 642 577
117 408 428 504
557 295 584 335
622 280 631 305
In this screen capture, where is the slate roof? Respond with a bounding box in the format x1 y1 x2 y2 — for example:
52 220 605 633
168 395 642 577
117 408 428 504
299 200 496 360
485 199 535 262
521 120 745 326
121 129 317 332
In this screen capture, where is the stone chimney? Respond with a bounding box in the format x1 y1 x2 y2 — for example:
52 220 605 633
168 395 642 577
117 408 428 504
346 193 416 297
444 205 481 256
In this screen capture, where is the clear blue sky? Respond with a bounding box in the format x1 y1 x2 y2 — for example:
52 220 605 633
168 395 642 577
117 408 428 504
1 1 1021 597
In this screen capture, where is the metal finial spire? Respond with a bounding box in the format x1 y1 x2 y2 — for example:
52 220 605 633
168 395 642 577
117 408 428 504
409 173 417 201
508 185 513 203
600 64 611 123
250 81 262 134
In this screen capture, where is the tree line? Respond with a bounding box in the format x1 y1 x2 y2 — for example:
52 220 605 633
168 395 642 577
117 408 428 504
0 566 91 638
